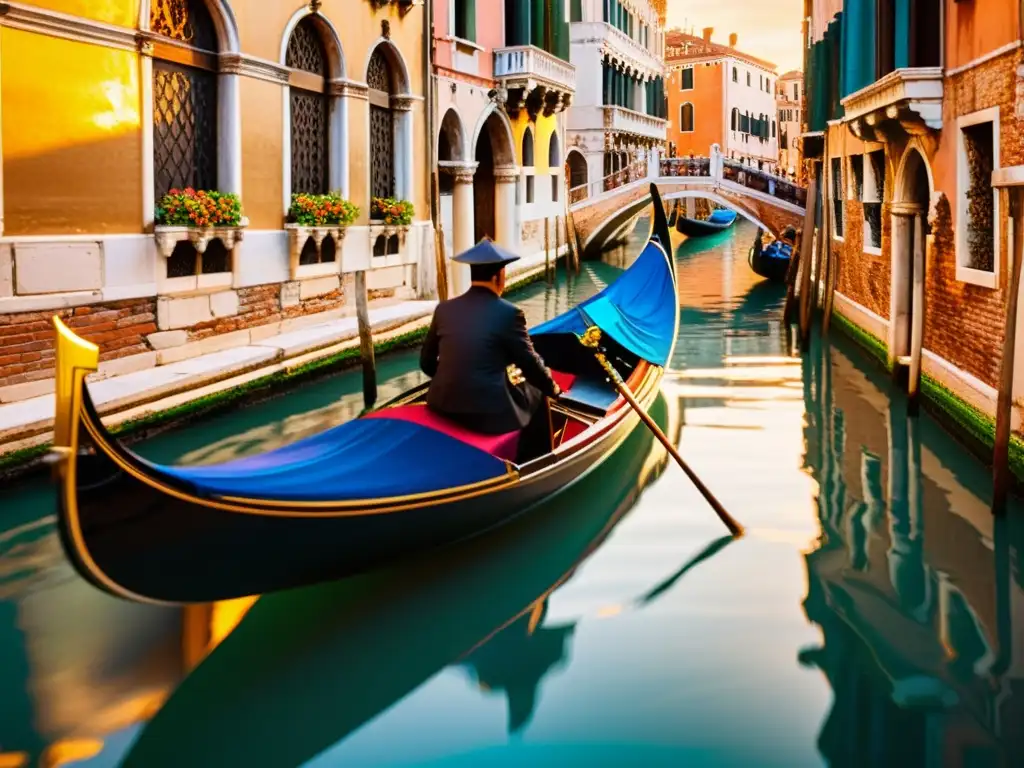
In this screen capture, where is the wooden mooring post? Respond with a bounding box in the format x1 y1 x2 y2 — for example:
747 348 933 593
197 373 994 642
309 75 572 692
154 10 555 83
354 270 377 409
992 184 1024 515
431 171 449 302
798 166 821 347
782 229 803 328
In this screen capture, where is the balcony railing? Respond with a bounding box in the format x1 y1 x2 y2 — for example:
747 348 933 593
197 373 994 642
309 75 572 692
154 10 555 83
603 106 667 141
841 67 943 134
494 45 576 94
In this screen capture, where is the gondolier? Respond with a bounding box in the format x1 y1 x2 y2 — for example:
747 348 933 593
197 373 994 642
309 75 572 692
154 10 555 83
420 239 562 460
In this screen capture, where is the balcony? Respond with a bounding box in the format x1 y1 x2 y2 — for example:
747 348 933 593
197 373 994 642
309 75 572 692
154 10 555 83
841 67 943 140
494 45 575 117
603 106 667 142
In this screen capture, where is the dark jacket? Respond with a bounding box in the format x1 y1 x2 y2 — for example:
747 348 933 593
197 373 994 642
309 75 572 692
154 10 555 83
420 286 559 434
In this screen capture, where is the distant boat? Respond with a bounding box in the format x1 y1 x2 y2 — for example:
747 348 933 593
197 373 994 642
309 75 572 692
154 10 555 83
675 208 737 237
748 228 793 283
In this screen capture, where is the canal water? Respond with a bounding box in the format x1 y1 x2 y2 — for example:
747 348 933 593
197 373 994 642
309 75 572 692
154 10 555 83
1 219 1022 767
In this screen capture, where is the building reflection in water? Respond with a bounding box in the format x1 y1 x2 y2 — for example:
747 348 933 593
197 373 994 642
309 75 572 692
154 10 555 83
800 331 1024 766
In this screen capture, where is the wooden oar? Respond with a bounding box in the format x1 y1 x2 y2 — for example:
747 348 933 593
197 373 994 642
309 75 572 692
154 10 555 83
577 326 744 537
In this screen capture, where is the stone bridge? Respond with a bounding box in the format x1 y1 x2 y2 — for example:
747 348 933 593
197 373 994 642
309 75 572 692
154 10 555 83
569 148 808 256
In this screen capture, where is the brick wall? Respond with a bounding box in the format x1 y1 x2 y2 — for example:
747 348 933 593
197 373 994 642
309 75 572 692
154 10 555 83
835 200 892 319
0 277 400 391
922 50 1024 389
0 299 156 388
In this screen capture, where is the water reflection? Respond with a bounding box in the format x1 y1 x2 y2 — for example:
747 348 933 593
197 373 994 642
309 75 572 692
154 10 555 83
120 395 676 767
800 330 1024 765
1 219 1022 766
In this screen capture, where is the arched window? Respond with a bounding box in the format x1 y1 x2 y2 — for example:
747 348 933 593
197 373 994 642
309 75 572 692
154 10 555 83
772 119 776 138
522 128 535 166
152 0 219 200
732 66 738 82
151 0 225 279
368 47 395 202
731 107 738 131
287 18 329 196
679 102 694 132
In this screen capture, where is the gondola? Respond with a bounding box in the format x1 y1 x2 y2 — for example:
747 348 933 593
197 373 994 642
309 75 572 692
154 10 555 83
748 227 794 282
675 207 737 237
120 394 679 767
50 184 679 605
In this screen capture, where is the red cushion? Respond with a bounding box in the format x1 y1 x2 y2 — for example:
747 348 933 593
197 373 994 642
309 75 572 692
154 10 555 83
551 370 577 393
561 419 589 444
365 405 520 462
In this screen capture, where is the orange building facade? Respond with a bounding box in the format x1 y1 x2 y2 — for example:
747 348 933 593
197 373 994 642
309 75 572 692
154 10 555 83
664 28 779 173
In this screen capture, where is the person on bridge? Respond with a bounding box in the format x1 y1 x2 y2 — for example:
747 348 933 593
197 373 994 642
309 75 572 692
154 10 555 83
419 239 562 460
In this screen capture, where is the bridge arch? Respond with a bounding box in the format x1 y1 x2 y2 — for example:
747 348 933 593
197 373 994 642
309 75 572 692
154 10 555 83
581 189 781 255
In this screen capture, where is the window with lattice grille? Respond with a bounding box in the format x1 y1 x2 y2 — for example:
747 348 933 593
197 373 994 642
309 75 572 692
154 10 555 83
368 48 396 203
287 17 329 196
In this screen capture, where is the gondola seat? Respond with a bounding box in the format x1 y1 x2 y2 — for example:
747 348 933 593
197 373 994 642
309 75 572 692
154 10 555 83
366 405 522 462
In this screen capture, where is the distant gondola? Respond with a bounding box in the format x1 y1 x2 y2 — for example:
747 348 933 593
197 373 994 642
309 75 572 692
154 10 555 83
49 185 679 605
748 227 795 282
675 208 737 237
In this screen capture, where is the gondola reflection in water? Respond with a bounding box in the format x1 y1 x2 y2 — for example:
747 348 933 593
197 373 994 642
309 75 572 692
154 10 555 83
800 330 1024 766
120 391 700 767
48 186 678 605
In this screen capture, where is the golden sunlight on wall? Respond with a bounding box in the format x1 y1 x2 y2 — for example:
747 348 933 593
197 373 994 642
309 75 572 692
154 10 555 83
22 0 139 29
240 78 284 229
511 112 558 174
2 30 143 235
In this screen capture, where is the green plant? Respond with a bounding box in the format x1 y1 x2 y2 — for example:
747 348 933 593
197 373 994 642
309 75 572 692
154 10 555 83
288 193 360 227
370 197 414 226
156 188 242 227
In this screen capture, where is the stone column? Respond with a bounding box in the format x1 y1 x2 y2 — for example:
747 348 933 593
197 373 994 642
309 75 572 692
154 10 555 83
888 209 914 362
219 73 243 196
451 164 477 296
494 166 519 252
391 96 416 202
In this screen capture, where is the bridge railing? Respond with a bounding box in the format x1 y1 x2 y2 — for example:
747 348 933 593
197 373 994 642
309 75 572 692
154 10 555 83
568 146 808 211
659 157 711 178
721 158 807 207
568 159 648 203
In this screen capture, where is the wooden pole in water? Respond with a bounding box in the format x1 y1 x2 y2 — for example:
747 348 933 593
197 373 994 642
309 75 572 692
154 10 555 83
798 167 820 346
544 216 551 276
354 270 377 408
783 229 803 327
907 211 926 415
993 186 1023 515
431 171 449 302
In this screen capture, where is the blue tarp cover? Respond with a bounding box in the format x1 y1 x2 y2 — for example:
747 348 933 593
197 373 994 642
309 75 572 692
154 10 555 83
156 418 509 502
708 209 737 225
531 241 676 366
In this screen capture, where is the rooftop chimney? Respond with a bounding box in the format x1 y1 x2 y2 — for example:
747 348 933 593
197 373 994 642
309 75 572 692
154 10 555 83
729 33 738 48
702 27 713 43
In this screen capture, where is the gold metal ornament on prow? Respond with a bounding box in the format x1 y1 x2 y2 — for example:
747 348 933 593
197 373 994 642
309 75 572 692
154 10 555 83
578 326 603 349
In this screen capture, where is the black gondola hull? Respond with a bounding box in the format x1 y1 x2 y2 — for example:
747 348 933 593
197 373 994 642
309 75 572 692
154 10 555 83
675 215 735 237
748 246 791 282
60 382 656 604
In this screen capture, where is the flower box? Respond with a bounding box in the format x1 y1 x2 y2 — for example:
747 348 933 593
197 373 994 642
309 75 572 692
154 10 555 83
286 193 359 279
154 189 247 258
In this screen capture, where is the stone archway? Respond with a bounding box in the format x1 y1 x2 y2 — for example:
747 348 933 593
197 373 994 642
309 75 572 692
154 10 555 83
438 108 469 287
472 108 517 246
566 149 587 194
890 145 932 390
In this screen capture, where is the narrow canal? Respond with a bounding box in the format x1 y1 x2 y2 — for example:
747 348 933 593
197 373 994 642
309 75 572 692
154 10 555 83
1 219 1021 767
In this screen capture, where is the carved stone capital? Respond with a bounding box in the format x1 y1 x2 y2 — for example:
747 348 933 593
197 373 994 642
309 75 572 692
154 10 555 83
390 95 416 112
330 78 369 99
219 53 290 85
494 166 520 184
